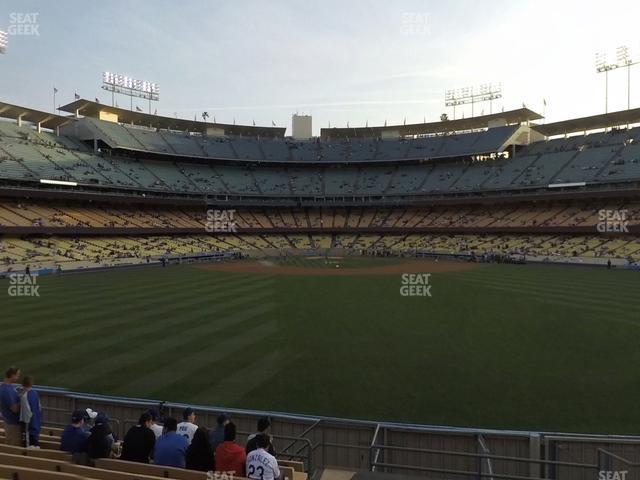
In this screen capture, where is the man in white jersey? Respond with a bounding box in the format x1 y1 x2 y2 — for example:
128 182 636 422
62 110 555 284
246 434 280 480
176 407 198 444
148 409 163 439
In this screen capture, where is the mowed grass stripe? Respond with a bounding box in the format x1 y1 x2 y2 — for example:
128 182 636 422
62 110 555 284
0 267 203 300
2 270 264 314
453 276 637 321
139 320 280 398
189 350 284 405
62 301 277 392
0 274 273 342
446 269 640 306
448 273 640 312
9 280 275 372
1 276 270 358
451 266 640 292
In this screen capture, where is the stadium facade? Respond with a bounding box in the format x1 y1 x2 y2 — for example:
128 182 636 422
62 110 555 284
0 99 638 273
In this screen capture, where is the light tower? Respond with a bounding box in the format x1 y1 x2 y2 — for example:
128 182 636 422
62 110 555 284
596 46 639 114
445 83 502 120
0 30 7 54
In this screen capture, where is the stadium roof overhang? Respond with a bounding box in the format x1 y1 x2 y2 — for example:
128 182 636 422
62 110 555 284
319 108 543 139
0 101 75 130
532 107 640 137
59 99 286 138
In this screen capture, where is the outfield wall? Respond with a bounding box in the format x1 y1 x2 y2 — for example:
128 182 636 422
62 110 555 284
34 386 640 480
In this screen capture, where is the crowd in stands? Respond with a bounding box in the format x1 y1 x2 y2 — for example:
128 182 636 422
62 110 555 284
1 200 639 230
1 366 282 479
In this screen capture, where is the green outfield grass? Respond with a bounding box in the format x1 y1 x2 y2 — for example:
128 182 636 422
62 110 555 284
2 259 640 434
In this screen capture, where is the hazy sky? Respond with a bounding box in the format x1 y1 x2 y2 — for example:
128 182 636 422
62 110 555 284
1 0 639 134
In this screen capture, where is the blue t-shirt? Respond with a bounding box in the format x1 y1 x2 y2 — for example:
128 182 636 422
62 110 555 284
0 383 20 425
60 425 90 453
27 389 41 434
153 431 189 468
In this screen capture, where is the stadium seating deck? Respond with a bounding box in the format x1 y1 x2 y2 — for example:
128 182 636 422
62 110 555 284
3 121 640 197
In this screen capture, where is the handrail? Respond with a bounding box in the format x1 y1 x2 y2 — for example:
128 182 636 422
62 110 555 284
597 448 640 467
371 462 548 480
369 443 599 468
280 419 322 456
369 424 382 472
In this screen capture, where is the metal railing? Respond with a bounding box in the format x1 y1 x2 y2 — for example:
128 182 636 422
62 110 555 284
32 386 640 479
368 443 601 480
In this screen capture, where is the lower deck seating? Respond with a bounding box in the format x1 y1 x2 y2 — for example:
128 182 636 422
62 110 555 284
0 443 302 480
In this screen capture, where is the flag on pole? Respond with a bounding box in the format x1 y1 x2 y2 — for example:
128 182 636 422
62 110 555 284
272 120 276 126
74 93 80 100
252 119 256 126
53 87 58 94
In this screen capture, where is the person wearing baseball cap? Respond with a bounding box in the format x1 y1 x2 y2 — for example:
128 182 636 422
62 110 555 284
177 407 198 444
60 410 90 454
87 413 114 459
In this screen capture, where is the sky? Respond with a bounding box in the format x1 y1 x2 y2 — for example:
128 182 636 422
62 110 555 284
1 0 639 135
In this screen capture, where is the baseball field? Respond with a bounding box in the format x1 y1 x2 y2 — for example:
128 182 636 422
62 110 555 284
2 257 640 434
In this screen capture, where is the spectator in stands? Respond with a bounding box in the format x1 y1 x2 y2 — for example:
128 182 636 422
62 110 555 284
148 408 163 439
86 413 114 459
177 406 198 444
216 422 246 476
120 412 156 463
60 410 90 458
246 416 275 455
209 412 230 451
246 434 280 480
0 366 22 446
18 375 41 447
154 417 189 468
186 427 215 472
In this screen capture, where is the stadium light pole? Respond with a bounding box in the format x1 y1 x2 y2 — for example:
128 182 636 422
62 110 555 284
0 30 7 54
616 46 638 110
595 52 616 114
445 83 502 120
